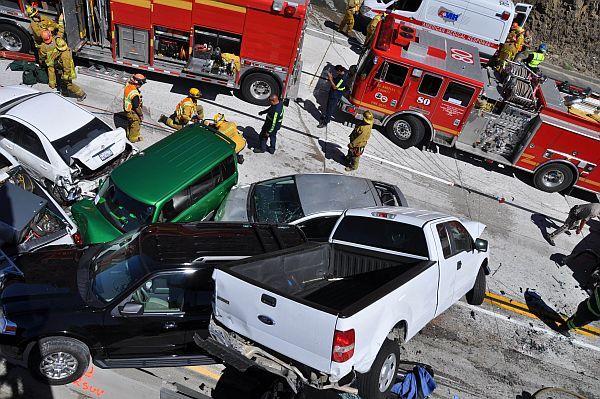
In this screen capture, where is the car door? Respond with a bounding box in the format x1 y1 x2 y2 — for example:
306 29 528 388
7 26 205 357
101 271 190 361
444 220 479 302
432 222 456 315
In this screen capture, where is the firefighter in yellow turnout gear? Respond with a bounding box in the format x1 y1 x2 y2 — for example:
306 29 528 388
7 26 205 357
159 88 205 130
123 74 146 142
345 111 373 171
339 0 361 36
212 113 246 164
38 30 55 68
365 13 384 45
26 5 64 46
46 38 86 101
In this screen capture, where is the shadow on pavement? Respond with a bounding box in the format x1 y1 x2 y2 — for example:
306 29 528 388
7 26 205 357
531 213 560 239
555 230 600 288
318 139 347 167
242 126 260 150
524 289 565 332
0 359 55 399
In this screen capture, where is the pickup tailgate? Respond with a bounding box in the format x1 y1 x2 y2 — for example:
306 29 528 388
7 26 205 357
212 250 338 373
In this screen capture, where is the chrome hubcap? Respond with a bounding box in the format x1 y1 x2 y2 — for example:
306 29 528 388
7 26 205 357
40 352 78 380
0 32 22 52
542 170 565 189
393 120 412 140
250 81 272 100
378 353 397 392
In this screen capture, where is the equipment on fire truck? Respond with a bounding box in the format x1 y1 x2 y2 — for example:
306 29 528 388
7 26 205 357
501 62 538 110
155 28 190 64
475 104 536 157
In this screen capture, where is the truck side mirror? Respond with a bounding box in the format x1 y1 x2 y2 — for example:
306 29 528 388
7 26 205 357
119 302 143 316
475 238 488 252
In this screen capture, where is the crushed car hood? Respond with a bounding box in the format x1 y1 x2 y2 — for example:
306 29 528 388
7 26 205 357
214 184 251 222
71 128 127 171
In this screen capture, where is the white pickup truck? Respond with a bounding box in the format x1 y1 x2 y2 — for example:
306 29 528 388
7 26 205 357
197 207 490 398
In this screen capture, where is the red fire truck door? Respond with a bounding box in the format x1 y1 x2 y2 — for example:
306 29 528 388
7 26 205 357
356 60 411 115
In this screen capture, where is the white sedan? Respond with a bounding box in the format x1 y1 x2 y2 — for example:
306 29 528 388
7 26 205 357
0 86 133 203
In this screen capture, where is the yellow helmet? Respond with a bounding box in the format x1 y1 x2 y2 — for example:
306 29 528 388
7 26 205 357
189 88 201 99
213 113 225 126
26 5 39 18
363 110 374 123
55 37 68 51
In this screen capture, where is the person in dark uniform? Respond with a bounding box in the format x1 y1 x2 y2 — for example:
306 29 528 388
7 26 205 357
255 94 284 154
318 65 347 128
557 285 600 337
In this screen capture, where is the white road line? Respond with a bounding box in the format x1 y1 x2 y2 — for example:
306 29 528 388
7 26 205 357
457 302 600 353
363 153 456 186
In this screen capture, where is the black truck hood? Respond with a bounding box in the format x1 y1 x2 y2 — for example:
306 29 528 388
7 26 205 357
1 246 91 315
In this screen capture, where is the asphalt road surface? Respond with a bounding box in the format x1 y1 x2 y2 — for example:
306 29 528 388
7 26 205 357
0 12 599 399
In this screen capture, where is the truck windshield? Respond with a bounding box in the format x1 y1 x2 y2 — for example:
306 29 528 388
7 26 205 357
51 118 113 164
251 176 305 223
96 178 155 233
332 216 429 258
91 231 148 303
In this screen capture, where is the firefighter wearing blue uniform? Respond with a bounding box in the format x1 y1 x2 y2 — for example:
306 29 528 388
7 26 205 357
255 94 284 154
318 65 347 128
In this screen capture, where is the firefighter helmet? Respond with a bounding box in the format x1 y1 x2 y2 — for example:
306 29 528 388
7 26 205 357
26 5 39 18
129 73 147 86
41 30 53 44
55 37 68 51
538 43 548 53
511 22 519 30
363 111 374 123
189 88 201 99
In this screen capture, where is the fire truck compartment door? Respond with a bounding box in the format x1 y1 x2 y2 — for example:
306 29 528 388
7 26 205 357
513 4 533 27
61 0 87 51
359 61 410 115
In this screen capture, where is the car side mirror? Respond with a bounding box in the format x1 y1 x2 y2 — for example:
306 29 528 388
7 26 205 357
119 302 143 316
475 238 488 252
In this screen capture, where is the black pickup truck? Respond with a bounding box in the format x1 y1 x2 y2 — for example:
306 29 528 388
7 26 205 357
0 222 306 385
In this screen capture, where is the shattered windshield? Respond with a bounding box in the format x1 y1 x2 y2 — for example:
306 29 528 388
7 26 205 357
252 176 305 224
96 178 155 233
91 231 148 303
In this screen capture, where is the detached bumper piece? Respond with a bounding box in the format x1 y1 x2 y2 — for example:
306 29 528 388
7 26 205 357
193 333 254 372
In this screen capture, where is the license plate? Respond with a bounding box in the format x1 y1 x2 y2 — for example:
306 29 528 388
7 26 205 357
98 148 113 161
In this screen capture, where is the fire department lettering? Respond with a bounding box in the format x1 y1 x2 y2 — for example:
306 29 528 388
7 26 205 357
450 48 474 64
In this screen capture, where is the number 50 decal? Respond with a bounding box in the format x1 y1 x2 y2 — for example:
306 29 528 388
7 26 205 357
417 96 431 106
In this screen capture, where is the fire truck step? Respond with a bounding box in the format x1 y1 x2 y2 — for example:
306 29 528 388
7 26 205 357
77 64 130 84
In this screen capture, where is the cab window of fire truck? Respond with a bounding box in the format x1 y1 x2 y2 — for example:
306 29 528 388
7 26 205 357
357 53 375 80
418 74 443 97
442 82 475 107
375 61 409 87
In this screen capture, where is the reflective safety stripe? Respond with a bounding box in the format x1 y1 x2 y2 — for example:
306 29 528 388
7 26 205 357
123 84 141 112
335 78 346 91
528 52 545 68
269 107 284 132
175 97 195 119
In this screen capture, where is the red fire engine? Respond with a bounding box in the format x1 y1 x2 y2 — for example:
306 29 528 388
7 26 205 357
0 0 309 104
341 16 600 194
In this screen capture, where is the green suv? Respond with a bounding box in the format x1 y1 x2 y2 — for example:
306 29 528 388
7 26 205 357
72 125 238 244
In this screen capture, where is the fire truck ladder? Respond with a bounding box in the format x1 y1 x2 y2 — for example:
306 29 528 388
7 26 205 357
77 64 130 84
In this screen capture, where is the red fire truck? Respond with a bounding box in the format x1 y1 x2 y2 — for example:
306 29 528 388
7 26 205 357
0 0 309 104
340 16 600 194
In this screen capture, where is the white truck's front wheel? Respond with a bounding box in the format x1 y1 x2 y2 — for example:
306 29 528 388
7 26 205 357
357 339 401 399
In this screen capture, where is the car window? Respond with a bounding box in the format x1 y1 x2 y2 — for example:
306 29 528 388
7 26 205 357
390 0 423 12
252 176 305 224
160 189 192 221
418 75 443 97
436 223 452 259
443 83 475 107
0 118 17 142
373 182 402 206
18 126 50 163
296 216 340 242
130 272 187 314
97 178 155 232
51 117 111 164
446 221 473 255
332 215 429 258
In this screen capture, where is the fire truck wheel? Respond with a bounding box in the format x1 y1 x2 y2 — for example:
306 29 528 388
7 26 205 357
241 73 280 105
0 24 31 53
533 163 575 193
386 115 425 149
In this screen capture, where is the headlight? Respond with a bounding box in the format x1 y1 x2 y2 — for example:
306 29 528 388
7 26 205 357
0 307 17 336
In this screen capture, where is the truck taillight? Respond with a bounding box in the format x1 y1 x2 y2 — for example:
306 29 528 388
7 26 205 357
284 5 296 17
501 11 510 20
332 329 355 363
375 15 395 51
72 231 83 246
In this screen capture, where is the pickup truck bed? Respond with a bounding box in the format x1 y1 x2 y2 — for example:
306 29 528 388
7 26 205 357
220 243 434 316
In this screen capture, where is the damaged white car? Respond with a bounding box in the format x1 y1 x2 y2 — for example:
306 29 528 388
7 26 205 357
0 86 134 203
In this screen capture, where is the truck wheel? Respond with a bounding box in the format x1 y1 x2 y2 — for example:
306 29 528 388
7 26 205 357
466 266 486 306
241 73 280 106
386 115 425 149
29 337 90 385
357 338 400 399
0 24 31 53
533 163 574 193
